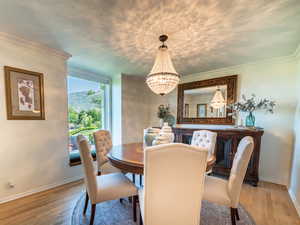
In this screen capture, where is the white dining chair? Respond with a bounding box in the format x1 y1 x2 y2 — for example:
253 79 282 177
191 130 217 158
93 130 121 175
203 136 254 225
138 143 208 225
77 135 138 225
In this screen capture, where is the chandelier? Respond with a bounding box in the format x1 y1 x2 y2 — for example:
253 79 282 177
210 87 226 109
146 35 180 96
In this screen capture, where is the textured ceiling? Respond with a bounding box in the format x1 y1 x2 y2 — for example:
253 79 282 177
0 0 299 77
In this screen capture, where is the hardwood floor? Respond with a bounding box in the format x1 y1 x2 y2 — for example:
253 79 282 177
0 180 299 225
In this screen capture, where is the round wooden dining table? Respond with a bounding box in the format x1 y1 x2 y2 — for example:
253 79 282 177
107 143 216 174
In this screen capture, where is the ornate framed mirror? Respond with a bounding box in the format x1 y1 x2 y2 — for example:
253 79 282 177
177 75 238 125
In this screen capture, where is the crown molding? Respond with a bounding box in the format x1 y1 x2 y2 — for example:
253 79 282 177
0 32 71 60
68 66 112 84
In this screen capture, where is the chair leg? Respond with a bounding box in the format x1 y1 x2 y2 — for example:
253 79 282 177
83 192 89 215
139 205 143 225
133 195 137 222
235 208 240 221
230 207 236 225
90 204 96 225
139 174 143 186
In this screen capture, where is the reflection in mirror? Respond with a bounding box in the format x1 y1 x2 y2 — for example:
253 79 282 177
183 85 227 118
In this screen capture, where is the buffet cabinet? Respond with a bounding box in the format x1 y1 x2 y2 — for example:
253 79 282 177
173 127 264 186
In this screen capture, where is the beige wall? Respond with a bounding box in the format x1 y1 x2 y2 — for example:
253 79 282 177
289 52 300 215
0 35 83 202
121 74 152 144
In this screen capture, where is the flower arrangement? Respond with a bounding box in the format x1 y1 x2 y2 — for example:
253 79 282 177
228 94 275 127
157 104 170 119
157 104 175 126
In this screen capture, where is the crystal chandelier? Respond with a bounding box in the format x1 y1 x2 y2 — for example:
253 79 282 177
210 87 226 109
146 35 180 96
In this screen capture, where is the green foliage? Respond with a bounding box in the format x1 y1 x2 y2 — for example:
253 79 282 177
87 90 96 96
227 94 276 118
157 104 175 126
69 126 97 136
157 104 170 119
68 107 79 124
68 87 106 144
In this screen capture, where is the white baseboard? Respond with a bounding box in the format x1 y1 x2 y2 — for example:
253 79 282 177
289 188 300 217
0 175 83 204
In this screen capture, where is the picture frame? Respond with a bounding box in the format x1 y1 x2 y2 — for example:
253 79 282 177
197 104 207 118
184 103 189 117
4 66 45 120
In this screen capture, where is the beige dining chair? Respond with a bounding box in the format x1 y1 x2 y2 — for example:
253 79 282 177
138 143 208 225
191 130 217 158
93 130 120 175
77 135 138 225
203 136 254 225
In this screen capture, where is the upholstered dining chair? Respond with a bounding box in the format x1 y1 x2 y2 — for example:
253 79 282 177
203 136 254 225
191 130 217 158
191 130 217 174
138 143 208 225
77 135 138 225
93 130 120 175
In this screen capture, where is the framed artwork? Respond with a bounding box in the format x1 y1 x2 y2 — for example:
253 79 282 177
184 104 189 117
197 104 207 118
4 66 45 120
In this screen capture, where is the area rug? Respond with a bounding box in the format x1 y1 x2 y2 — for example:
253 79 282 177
72 194 256 225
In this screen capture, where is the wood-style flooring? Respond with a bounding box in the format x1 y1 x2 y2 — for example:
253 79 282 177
0 180 299 225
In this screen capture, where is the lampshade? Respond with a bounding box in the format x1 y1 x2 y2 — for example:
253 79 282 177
210 87 225 109
146 35 180 96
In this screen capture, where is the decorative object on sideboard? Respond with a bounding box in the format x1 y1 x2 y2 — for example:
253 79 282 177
4 66 45 120
146 34 180 96
152 122 175 145
228 94 275 128
157 104 175 127
143 127 160 147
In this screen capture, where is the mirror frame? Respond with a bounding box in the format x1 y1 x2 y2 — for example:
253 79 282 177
177 75 238 125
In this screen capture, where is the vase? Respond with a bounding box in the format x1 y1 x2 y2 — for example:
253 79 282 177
159 118 164 127
152 123 175 145
246 112 255 127
143 128 160 146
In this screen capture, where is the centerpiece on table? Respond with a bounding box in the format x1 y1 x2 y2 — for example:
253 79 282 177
228 94 275 128
157 104 175 127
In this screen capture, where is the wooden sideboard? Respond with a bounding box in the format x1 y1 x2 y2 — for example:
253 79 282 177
173 127 264 186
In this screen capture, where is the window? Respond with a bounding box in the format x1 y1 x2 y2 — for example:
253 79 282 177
67 74 111 165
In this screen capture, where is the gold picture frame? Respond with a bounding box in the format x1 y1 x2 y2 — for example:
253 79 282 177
4 66 45 120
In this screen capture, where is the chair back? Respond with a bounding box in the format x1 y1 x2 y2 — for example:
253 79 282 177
77 135 98 203
228 136 254 208
191 130 217 157
93 130 112 171
143 143 208 225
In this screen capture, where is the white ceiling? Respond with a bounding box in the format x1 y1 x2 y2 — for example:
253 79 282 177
0 0 299 77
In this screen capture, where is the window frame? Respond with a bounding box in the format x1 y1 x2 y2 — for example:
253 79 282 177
67 67 112 166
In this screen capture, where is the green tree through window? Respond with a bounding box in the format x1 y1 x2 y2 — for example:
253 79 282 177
68 77 106 151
